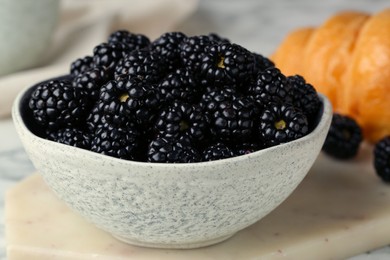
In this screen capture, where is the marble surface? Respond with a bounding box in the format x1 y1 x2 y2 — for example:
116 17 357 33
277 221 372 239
1 0 390 259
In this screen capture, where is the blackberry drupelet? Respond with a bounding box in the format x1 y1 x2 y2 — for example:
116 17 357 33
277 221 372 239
92 42 124 72
29 80 89 129
322 114 362 159
158 68 200 103
200 88 259 142
48 127 91 149
91 121 140 160
374 136 390 183
248 67 292 108
150 32 187 71
147 136 200 163
107 30 150 51
252 53 275 72
72 66 109 100
85 104 109 132
258 103 309 147
70 56 93 77
200 43 256 85
98 78 160 126
179 35 212 74
114 48 163 83
202 142 234 161
287 75 321 119
155 101 207 142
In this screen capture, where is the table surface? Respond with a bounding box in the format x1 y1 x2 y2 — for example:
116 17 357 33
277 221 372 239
1 0 390 259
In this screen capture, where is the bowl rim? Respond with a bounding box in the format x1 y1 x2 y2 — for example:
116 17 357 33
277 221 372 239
12 76 333 169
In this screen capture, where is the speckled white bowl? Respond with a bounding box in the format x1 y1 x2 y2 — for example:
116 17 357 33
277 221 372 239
12 77 332 249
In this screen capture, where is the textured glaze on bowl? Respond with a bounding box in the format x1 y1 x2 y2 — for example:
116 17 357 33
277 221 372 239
12 78 332 249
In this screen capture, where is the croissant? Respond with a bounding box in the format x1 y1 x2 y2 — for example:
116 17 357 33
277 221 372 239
272 9 390 143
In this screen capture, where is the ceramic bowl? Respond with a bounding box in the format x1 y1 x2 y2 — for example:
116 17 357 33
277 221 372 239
12 76 332 249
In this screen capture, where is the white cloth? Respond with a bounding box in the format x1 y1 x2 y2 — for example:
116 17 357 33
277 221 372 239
0 0 198 118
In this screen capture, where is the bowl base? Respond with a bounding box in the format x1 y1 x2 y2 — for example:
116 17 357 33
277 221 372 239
111 233 235 249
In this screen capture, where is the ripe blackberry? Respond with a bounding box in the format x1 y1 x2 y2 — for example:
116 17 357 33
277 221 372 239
70 56 93 77
72 66 109 100
97 78 160 125
322 114 362 159
47 127 91 149
200 43 256 85
248 67 292 108
92 42 124 72
147 136 200 163
207 33 230 44
200 88 259 142
91 121 140 160
114 48 163 83
253 53 274 72
150 32 187 71
179 35 212 73
155 101 207 142
107 30 150 51
287 75 321 119
29 80 89 129
158 68 201 103
200 87 235 120
374 136 390 183
202 142 234 161
258 103 309 147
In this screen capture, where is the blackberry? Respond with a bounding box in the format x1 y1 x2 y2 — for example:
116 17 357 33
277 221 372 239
322 114 362 159
97 78 160 125
147 136 200 163
92 42 124 72
253 53 274 72
202 142 234 161
114 48 163 83
207 33 230 44
287 75 321 119
200 43 256 85
200 87 235 121
200 88 259 142
155 102 207 142
29 80 89 129
47 127 90 149
158 68 200 103
179 35 212 73
91 121 140 160
150 32 187 71
248 67 292 108
374 136 390 183
70 56 93 77
72 66 109 100
107 30 150 51
259 103 309 147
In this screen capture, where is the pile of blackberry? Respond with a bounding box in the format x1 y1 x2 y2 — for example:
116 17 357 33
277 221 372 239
28 30 322 163
321 113 390 184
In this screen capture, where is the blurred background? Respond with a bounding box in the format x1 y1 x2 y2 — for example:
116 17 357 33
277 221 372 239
1 0 390 259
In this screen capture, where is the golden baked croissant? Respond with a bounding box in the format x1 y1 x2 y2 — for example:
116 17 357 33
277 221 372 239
271 9 390 143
